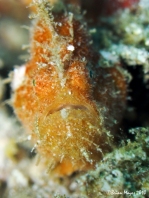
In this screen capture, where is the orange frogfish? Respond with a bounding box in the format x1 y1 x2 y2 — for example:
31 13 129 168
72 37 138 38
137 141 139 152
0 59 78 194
11 1 126 176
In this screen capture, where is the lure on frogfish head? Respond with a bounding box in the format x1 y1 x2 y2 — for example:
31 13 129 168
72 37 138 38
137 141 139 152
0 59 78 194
11 1 126 176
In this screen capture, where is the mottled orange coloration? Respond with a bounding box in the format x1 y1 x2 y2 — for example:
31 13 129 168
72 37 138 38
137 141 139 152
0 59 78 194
12 1 126 176
22 0 58 7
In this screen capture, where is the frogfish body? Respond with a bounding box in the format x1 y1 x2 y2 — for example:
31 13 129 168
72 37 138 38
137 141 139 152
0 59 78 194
12 1 126 176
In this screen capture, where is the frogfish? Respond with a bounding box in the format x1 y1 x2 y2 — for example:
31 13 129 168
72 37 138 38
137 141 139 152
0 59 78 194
11 1 126 176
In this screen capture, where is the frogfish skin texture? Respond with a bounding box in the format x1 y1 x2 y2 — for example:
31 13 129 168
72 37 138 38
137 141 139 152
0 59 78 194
12 1 126 176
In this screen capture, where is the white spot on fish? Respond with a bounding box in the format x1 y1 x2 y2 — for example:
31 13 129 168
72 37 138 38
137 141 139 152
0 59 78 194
67 45 75 51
